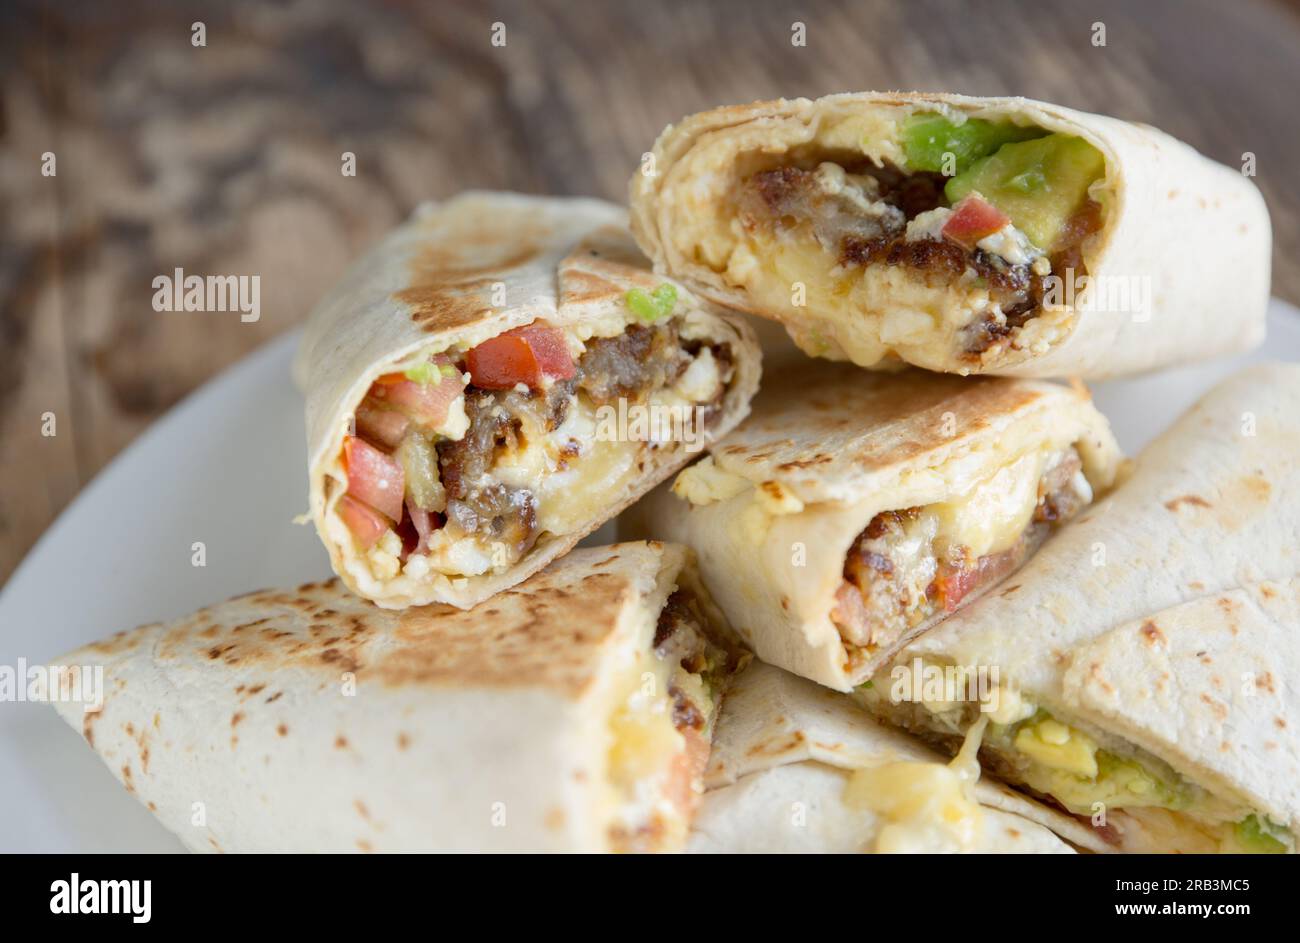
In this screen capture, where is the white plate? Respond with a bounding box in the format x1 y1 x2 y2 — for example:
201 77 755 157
3 302 1298 852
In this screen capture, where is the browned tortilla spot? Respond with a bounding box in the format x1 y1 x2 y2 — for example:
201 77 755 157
558 269 626 306
83 711 98 748
1200 694 1229 721
1087 662 1116 696
745 731 804 757
1163 494 1211 511
776 455 833 470
1139 620 1165 647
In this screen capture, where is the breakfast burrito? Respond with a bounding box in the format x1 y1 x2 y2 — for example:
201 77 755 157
296 192 760 610
688 662 1086 853
637 363 1122 691
630 92 1269 378
48 542 747 853
857 364 1300 854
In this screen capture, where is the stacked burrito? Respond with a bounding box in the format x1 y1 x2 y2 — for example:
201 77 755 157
50 91 1290 854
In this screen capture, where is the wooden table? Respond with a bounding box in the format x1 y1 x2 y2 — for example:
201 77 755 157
2 0 1297 583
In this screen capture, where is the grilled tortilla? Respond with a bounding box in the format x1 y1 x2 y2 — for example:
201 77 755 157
47 542 746 853
857 364 1300 854
296 192 760 610
688 662 1083 853
630 92 1269 378
636 363 1121 691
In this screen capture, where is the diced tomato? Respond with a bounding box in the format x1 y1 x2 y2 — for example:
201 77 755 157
466 323 575 390
336 494 391 549
830 581 871 635
354 402 411 449
368 356 466 430
936 564 981 613
942 194 1012 249
406 498 436 554
342 435 405 521
663 726 711 820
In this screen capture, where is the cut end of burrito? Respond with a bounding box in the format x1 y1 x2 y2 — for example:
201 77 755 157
857 637 1296 855
855 364 1300 853
631 92 1269 378
688 662 1081 854
47 542 748 853
646 364 1122 691
301 193 760 609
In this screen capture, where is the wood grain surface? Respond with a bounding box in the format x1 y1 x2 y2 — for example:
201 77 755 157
2 0 1297 584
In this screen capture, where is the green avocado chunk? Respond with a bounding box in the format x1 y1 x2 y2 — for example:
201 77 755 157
901 113 1045 176
625 283 677 322
944 133 1105 251
1235 815 1290 854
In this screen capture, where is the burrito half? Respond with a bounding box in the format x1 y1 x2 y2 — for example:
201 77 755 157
48 542 746 853
857 364 1300 854
297 192 760 609
638 363 1121 690
630 92 1269 378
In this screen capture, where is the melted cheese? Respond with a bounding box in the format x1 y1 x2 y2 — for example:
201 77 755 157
672 457 753 506
604 622 720 853
607 658 682 787
844 716 988 853
932 449 1046 558
982 683 1036 725
1014 717 1099 778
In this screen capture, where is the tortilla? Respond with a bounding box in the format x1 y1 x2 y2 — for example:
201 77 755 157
46 542 745 853
687 662 1082 853
296 192 760 610
857 364 1300 853
633 362 1122 691
630 92 1269 378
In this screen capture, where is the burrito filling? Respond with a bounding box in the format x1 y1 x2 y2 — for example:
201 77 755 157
607 586 741 853
720 112 1106 368
832 446 1092 668
331 308 737 584
856 677 1294 855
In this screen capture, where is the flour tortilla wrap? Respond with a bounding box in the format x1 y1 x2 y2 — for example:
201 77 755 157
638 363 1121 691
858 364 1300 854
630 92 1269 378
47 542 745 853
297 192 760 611
688 662 1084 853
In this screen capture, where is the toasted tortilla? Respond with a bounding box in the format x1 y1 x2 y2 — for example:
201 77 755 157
864 364 1300 852
688 663 1084 853
47 542 740 853
633 362 1122 690
630 92 1269 378
296 192 760 610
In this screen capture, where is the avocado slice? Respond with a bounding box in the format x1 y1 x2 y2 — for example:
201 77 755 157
1235 815 1290 854
944 133 1105 250
901 114 1045 176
